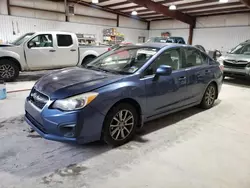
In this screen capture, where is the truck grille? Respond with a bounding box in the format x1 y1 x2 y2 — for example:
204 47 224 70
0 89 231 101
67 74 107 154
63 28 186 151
29 89 49 109
223 60 248 69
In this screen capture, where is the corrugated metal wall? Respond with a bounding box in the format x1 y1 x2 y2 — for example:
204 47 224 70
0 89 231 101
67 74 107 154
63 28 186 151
194 14 250 52
0 15 148 44
149 19 189 43
150 13 250 52
0 0 148 44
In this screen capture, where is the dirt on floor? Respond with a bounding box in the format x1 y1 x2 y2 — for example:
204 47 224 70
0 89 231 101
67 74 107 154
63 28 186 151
0 78 250 188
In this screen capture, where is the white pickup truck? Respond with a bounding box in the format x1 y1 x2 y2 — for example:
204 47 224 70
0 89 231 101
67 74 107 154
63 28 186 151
0 31 110 81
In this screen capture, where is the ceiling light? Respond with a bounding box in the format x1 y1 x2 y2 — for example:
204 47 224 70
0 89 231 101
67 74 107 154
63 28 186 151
92 0 99 3
131 10 138 15
219 0 228 3
169 5 177 10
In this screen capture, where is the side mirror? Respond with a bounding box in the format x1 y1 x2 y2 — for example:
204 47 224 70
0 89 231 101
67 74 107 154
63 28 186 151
28 41 36 48
154 65 172 80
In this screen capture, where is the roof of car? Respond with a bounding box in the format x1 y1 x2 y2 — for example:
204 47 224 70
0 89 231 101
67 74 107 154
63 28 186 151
136 42 187 49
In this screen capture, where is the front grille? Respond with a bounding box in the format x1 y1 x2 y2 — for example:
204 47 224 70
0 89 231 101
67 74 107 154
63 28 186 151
224 60 249 69
29 89 49 109
25 111 47 133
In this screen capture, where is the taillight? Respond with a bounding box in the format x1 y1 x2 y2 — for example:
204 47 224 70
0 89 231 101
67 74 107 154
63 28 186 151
219 64 224 72
108 48 112 51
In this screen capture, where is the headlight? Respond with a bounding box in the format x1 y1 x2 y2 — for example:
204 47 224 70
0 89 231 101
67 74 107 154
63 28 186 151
52 92 98 111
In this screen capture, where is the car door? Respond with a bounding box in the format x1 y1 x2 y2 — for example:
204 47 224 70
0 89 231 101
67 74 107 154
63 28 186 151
55 34 78 67
142 47 188 119
184 47 213 104
24 34 56 69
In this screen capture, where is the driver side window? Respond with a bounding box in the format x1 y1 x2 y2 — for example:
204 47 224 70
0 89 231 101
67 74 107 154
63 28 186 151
145 48 181 76
28 34 53 48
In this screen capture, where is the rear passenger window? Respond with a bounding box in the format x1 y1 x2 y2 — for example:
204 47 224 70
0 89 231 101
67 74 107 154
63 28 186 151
184 48 205 68
57 34 73 47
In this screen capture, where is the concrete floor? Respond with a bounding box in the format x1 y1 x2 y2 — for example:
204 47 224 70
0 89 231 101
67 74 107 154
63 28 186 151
0 74 250 188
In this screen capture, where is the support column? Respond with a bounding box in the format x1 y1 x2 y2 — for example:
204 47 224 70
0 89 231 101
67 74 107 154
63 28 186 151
7 0 10 15
188 25 194 45
117 14 119 27
64 0 69 22
147 21 150 30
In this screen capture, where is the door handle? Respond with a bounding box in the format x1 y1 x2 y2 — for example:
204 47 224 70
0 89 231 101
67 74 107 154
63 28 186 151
70 49 76 52
49 49 56 52
178 76 186 81
196 73 203 77
205 70 211 74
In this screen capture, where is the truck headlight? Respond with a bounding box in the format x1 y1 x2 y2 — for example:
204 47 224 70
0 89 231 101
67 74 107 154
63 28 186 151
52 92 98 111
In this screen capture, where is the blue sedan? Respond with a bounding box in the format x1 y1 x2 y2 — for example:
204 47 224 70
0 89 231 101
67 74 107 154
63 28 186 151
25 43 223 146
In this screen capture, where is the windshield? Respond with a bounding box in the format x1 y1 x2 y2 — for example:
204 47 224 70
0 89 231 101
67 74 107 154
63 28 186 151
230 43 250 55
85 46 159 74
11 33 34 45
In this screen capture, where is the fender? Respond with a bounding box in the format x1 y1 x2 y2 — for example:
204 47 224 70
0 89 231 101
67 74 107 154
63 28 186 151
0 46 27 71
79 50 98 64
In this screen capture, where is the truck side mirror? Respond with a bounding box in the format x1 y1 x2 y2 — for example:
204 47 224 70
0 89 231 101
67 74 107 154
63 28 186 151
28 41 36 48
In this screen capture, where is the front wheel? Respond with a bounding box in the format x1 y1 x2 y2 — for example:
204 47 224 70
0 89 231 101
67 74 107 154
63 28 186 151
0 59 19 82
102 103 138 146
200 83 217 109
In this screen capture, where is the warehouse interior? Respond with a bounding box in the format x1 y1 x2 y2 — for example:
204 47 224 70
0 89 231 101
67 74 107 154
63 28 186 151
1 0 250 188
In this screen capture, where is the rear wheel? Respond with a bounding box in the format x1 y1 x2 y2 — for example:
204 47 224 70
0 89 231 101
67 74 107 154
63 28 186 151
0 59 19 82
102 103 138 146
200 83 217 109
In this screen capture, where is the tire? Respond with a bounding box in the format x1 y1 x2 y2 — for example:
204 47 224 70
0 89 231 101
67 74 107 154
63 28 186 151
81 56 96 66
200 83 217 109
102 103 138 146
0 59 19 82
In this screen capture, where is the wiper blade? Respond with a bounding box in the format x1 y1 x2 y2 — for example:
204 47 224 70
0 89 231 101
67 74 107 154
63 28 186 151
86 65 130 75
86 66 110 73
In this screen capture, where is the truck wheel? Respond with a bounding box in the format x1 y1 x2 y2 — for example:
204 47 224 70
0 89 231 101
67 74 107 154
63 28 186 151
0 59 19 82
81 56 96 66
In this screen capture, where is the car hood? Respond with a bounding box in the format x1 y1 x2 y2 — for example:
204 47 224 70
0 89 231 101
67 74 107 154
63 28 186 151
34 67 123 99
221 53 250 61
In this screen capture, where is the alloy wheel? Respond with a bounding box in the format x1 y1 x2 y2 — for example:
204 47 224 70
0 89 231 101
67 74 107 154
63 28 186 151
0 64 15 79
109 110 134 141
205 86 216 106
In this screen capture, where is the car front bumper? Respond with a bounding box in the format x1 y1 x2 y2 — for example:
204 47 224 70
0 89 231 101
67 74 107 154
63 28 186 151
24 98 105 144
224 67 250 77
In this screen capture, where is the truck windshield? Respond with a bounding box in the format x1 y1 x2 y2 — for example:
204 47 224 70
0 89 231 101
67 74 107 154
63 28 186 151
230 43 250 55
11 33 34 45
85 46 159 74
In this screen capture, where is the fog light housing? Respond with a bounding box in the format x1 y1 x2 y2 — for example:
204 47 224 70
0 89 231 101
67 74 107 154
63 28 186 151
59 124 76 138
